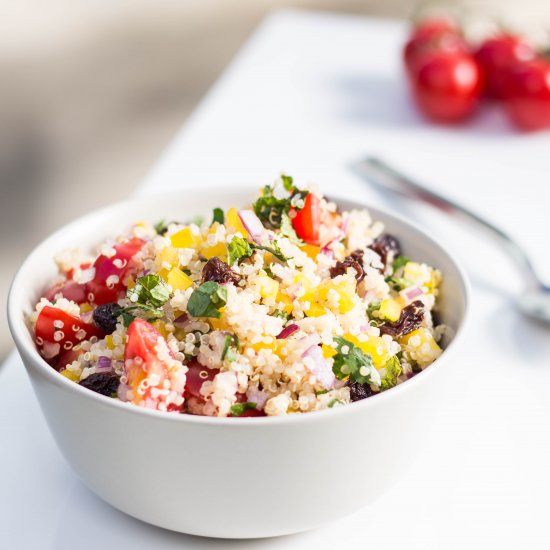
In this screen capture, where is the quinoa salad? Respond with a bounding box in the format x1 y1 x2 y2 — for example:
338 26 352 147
31 177 445 417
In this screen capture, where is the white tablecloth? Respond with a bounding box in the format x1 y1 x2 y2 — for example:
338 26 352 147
2 9 550 549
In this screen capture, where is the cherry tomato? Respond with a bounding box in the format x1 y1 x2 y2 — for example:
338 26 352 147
474 34 535 99
57 347 85 371
404 18 468 73
291 192 321 245
410 52 483 122
87 237 145 305
237 408 266 417
124 318 186 411
503 58 550 130
35 306 104 366
43 279 88 304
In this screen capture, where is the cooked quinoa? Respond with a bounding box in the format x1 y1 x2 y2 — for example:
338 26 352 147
31 176 445 417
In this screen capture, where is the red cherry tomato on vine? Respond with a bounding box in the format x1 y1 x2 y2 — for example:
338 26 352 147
404 18 468 73
474 34 535 99
503 58 550 130
291 192 321 245
410 52 483 122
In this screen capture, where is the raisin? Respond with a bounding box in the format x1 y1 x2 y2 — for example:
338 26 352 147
201 257 241 285
379 300 424 339
349 380 374 402
92 303 123 334
329 249 365 282
79 372 119 397
368 234 401 270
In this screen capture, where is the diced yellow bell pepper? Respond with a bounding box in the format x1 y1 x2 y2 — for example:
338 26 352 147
300 244 321 260
158 247 180 268
322 344 337 358
294 272 316 302
226 208 248 236
250 338 276 353
400 328 442 364
276 292 294 315
170 227 202 249
152 320 169 339
158 268 170 282
306 302 327 317
60 369 80 382
345 333 390 369
167 268 193 291
256 276 279 301
201 242 228 261
79 303 93 314
317 278 357 314
105 335 115 350
379 299 402 322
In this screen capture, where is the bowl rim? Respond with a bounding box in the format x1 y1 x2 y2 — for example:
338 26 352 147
7 185 471 427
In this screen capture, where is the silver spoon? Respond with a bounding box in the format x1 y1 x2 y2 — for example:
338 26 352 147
353 156 550 325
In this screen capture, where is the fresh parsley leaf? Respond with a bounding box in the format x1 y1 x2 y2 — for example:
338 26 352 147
386 277 414 291
281 174 294 191
221 334 239 362
332 336 376 385
392 255 410 273
272 309 289 322
380 356 402 391
187 281 228 318
231 402 257 417
253 185 290 229
280 211 302 244
328 398 344 408
366 301 381 317
212 208 225 225
228 235 253 265
121 311 135 327
315 389 329 396
263 264 276 279
154 220 168 235
253 241 289 263
127 275 171 314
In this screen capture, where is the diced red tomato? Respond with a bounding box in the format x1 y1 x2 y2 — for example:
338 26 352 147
291 192 321 245
184 359 219 400
124 318 186 411
238 408 266 417
35 306 104 367
43 280 88 304
57 346 85 371
87 238 145 305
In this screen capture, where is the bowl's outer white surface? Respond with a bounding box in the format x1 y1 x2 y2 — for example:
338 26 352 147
8 187 469 538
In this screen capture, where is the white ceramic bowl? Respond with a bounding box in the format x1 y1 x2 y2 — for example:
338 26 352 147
8 187 469 539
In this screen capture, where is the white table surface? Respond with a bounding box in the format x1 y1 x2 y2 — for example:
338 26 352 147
2 9 550 549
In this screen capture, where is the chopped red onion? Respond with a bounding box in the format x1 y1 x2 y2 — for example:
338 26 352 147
401 286 423 301
42 341 60 359
246 387 268 410
117 382 132 402
276 324 299 339
302 345 336 389
173 313 188 327
238 210 267 244
96 356 112 372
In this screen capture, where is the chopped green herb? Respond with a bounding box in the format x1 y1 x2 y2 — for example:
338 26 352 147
121 311 135 327
187 281 228 318
154 219 168 235
280 211 302 244
315 389 329 396
126 274 171 316
182 269 192 276
281 174 294 191
212 207 225 225
253 241 290 263
328 398 344 408
386 277 414 291
392 255 410 273
272 310 290 322
221 334 239 362
380 356 402 391
332 336 376 385
231 402 257 416
228 235 253 265
366 301 381 317
264 264 276 279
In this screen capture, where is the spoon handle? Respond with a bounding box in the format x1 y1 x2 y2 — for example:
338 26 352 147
354 156 541 290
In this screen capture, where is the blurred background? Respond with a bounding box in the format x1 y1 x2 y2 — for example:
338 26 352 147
2 0 550 359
